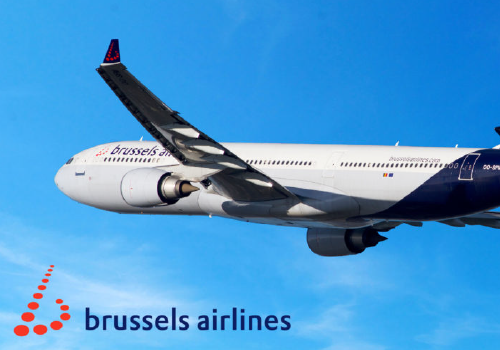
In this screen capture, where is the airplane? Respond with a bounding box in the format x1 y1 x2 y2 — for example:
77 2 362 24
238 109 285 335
55 39 500 257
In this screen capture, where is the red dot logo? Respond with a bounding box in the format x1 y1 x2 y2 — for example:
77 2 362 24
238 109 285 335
13 265 71 336
51 321 63 331
95 147 110 156
27 302 39 310
14 325 29 337
21 312 34 322
33 325 47 335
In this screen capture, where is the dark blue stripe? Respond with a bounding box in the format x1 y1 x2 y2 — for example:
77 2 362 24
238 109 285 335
366 149 500 220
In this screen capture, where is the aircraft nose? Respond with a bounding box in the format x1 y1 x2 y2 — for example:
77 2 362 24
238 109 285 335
54 165 70 196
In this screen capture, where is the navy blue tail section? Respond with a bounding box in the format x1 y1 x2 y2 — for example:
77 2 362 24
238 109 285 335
367 149 500 221
103 39 120 63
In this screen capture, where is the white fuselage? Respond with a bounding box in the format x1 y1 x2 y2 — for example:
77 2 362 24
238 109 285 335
55 141 487 229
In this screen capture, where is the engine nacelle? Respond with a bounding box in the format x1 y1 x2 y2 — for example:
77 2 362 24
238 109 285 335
120 168 199 207
307 227 387 257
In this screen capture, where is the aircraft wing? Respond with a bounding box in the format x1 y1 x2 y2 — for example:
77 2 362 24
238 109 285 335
379 212 500 229
96 39 296 202
438 211 500 229
372 211 500 231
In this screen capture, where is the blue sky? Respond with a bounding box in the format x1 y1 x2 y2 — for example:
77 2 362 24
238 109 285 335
1 0 500 349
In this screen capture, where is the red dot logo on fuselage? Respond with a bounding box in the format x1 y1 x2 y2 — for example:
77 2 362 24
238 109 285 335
13 265 71 336
95 147 110 157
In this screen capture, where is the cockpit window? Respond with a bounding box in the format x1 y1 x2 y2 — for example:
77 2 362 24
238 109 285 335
66 157 74 165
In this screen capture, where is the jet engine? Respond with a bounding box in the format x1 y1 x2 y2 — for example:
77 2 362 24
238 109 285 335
307 227 387 256
121 168 199 207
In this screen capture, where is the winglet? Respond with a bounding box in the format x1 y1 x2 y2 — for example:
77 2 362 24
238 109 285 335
103 39 120 64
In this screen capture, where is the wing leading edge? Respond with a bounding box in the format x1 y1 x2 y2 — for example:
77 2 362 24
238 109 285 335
96 39 296 202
